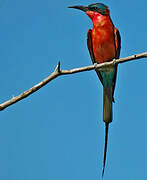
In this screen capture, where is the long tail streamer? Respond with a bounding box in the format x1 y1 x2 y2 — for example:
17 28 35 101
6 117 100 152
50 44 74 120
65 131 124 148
102 122 109 177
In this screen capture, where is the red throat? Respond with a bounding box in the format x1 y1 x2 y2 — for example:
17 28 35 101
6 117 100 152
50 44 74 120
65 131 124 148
86 11 100 20
86 9 109 21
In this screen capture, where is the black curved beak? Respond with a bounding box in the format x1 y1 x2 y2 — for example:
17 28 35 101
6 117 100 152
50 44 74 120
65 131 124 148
68 5 89 12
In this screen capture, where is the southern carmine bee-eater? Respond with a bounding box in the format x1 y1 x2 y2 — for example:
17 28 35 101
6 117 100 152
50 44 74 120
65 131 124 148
68 3 121 177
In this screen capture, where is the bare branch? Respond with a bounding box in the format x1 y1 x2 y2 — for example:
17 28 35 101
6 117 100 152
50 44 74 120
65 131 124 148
0 52 147 111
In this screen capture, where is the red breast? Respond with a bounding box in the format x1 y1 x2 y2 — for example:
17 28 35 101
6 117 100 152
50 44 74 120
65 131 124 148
86 11 116 63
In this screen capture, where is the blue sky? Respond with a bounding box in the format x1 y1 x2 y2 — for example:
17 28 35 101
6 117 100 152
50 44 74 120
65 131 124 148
0 0 147 179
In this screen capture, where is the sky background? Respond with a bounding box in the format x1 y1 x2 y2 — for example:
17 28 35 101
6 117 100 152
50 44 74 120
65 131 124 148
0 0 147 179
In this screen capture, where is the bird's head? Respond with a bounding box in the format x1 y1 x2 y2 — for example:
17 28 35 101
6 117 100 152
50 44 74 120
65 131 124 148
68 3 109 20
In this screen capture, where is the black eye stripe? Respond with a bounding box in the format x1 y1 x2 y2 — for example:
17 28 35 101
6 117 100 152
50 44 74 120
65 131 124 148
90 6 97 11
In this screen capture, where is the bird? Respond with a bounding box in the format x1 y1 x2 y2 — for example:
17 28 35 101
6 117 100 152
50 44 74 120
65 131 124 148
68 3 121 177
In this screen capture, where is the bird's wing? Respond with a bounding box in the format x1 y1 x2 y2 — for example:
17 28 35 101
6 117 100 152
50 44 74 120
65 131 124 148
114 28 121 59
112 28 121 99
87 29 95 64
87 29 104 86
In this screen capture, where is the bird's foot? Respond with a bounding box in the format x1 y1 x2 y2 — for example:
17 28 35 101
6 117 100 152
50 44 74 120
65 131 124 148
94 63 98 68
112 59 117 66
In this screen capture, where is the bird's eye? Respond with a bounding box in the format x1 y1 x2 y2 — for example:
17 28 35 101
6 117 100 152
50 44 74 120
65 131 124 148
92 7 97 10
89 6 97 11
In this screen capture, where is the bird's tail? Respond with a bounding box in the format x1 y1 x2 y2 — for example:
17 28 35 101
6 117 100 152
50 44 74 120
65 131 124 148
102 87 113 177
102 123 109 177
103 87 113 123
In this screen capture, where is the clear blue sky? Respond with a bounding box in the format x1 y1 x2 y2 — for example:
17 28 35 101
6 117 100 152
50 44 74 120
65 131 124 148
0 0 147 179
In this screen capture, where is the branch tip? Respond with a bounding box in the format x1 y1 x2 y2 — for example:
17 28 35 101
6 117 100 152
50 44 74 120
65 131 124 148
58 61 61 71
54 61 61 73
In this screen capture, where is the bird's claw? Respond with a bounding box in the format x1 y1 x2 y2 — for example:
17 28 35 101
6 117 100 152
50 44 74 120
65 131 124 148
113 59 117 66
94 63 98 68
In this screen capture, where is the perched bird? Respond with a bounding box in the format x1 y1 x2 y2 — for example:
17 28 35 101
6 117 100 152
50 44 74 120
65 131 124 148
68 3 121 177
